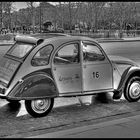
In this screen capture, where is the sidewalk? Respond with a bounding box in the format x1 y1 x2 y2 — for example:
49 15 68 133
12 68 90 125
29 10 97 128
29 112 140 138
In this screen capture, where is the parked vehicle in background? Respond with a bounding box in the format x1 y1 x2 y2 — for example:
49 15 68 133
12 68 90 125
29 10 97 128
0 35 139 118
56 28 64 33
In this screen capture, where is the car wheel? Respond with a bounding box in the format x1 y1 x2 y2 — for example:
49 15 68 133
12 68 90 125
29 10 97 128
124 76 140 102
25 98 54 117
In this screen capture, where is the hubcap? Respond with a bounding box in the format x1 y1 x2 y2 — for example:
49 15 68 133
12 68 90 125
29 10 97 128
129 81 140 99
31 99 51 114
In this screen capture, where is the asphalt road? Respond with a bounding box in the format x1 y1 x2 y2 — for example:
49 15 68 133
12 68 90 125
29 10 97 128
1 95 140 138
0 38 140 137
100 39 140 66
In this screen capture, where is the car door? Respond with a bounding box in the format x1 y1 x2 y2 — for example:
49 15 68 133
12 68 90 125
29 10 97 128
81 41 113 92
52 42 82 94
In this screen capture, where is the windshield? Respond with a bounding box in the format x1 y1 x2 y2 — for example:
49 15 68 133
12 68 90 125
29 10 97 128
7 42 34 58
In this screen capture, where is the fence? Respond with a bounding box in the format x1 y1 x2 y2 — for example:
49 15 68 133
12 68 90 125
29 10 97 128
64 30 140 38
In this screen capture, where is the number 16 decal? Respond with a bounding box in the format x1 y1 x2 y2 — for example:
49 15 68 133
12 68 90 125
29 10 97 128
93 72 99 79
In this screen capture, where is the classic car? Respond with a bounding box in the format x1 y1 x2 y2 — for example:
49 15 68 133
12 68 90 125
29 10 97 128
0 35 139 118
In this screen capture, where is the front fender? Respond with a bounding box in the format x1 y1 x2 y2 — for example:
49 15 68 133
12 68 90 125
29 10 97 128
117 66 140 92
7 72 58 100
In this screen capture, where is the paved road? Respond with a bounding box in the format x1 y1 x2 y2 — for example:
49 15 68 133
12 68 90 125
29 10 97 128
100 39 140 66
30 111 140 138
2 96 140 138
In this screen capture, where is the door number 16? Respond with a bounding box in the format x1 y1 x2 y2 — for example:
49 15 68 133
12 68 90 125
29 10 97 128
93 72 100 79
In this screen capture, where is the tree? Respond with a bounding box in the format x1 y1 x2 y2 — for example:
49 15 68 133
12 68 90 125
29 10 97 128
3 2 14 30
0 2 3 29
55 2 64 29
62 2 82 32
26 2 36 33
89 2 105 32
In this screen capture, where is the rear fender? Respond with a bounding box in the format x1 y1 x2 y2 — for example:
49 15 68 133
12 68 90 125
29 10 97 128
7 72 58 100
117 66 140 93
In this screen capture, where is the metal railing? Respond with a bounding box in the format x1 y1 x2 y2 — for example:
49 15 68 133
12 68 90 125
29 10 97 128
64 30 140 38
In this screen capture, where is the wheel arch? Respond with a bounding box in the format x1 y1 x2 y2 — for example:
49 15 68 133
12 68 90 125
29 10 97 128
117 66 140 93
7 72 58 100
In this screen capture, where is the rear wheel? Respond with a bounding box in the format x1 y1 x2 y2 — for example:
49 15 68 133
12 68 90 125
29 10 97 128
124 76 140 102
25 98 54 117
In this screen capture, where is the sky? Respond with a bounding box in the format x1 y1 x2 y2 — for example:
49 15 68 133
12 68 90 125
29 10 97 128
13 2 57 11
13 2 28 11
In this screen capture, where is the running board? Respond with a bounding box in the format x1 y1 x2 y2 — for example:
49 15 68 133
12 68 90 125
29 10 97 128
59 89 114 97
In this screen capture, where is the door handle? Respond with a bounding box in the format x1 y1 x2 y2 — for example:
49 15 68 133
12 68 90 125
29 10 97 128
53 67 56 71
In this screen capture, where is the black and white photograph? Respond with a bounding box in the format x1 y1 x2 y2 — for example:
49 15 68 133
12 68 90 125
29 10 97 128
0 1 140 138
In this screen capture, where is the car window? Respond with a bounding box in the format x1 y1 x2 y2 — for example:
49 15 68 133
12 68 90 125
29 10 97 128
83 43 105 62
54 43 79 64
31 45 53 66
0 44 13 55
7 42 34 58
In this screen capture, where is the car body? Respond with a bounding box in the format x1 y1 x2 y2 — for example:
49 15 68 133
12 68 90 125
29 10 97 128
0 35 140 117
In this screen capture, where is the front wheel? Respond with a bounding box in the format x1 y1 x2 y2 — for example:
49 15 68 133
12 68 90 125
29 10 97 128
25 98 54 118
124 76 140 102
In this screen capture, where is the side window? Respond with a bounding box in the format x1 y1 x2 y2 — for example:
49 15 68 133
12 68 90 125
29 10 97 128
31 45 53 66
54 43 79 64
83 43 105 62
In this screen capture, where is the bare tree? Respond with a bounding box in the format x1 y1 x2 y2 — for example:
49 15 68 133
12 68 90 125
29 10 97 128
87 2 105 32
26 2 36 33
63 2 82 32
56 2 64 29
0 2 3 29
3 2 14 31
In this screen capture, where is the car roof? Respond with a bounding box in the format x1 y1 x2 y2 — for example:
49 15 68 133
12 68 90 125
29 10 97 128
41 35 98 48
43 35 97 42
14 34 98 49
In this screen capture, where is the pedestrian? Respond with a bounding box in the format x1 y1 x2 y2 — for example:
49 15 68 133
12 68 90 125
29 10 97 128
115 30 119 38
126 24 131 36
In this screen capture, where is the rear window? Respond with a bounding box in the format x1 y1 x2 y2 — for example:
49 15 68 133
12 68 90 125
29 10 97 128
0 44 13 55
7 42 34 58
31 45 53 66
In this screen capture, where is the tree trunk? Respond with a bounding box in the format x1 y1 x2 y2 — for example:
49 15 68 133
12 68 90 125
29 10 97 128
0 2 2 30
32 6 35 33
59 2 64 29
68 2 72 33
